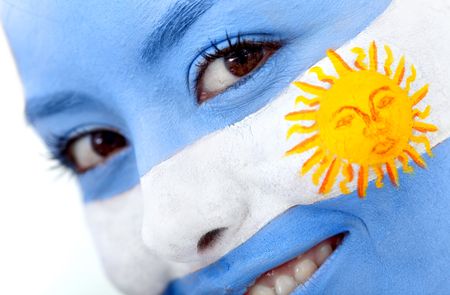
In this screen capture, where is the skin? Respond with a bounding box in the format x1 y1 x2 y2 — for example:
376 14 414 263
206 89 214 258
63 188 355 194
2 0 450 294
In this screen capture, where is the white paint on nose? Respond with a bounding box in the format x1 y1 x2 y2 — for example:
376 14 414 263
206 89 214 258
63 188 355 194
140 163 251 263
138 83 327 264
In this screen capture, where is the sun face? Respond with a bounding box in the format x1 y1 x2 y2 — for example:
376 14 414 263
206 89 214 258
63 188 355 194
285 41 438 198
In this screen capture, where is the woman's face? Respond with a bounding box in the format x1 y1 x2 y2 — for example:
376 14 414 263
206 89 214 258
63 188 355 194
2 0 450 294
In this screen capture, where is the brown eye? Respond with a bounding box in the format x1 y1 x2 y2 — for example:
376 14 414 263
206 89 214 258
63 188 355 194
196 40 281 103
66 130 128 173
224 47 264 77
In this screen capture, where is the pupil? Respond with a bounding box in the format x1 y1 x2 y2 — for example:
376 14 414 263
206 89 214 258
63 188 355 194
91 130 127 157
225 47 264 77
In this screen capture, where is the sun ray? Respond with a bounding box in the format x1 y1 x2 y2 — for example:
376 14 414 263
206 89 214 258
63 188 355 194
286 124 318 139
302 149 325 175
319 158 342 194
295 96 320 107
410 135 433 156
369 41 378 72
373 165 385 188
339 163 354 194
293 81 327 96
404 145 427 168
413 121 438 133
285 110 317 122
285 41 437 198
357 165 369 198
405 65 417 94
313 156 331 186
309 66 336 85
386 160 399 187
351 47 368 70
285 134 320 156
398 154 414 173
393 56 406 85
384 45 394 77
412 106 431 120
410 84 429 106
326 49 353 77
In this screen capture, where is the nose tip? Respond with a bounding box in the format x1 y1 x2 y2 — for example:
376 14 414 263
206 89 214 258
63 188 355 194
139 142 250 264
140 174 249 263
142 213 243 263
197 227 227 253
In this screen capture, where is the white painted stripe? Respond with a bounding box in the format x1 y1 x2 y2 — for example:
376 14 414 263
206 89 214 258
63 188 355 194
85 186 195 295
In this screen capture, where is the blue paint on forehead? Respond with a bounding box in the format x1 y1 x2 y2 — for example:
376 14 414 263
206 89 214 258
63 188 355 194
2 0 391 202
164 138 450 294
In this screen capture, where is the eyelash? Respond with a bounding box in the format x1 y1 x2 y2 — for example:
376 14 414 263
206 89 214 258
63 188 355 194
193 33 283 94
47 127 100 173
47 133 77 173
48 35 282 172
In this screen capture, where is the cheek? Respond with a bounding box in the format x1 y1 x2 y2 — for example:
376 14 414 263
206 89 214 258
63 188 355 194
84 186 187 295
138 80 353 267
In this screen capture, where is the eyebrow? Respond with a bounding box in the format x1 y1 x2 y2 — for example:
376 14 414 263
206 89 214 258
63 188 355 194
25 91 101 123
26 1 218 122
141 0 217 63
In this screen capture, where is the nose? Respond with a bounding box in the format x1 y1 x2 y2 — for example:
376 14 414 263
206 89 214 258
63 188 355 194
364 120 388 137
139 155 249 263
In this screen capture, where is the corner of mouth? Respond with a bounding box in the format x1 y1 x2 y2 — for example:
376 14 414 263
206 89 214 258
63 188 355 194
245 232 347 295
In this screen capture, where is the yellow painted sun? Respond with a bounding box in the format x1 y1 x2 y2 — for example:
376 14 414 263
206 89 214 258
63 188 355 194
285 41 438 198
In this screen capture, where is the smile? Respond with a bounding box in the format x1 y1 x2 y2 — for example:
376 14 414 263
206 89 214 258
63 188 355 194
245 234 344 295
163 206 362 295
372 139 396 155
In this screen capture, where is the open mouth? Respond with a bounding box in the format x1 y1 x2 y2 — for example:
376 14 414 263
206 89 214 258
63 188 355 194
245 233 345 295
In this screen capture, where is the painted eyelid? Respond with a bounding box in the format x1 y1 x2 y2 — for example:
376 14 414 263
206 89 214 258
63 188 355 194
197 50 281 112
59 123 130 142
187 33 282 93
77 144 132 175
49 124 131 168
49 125 119 150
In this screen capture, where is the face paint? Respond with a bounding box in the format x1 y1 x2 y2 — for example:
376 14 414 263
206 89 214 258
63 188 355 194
286 42 437 197
2 0 450 294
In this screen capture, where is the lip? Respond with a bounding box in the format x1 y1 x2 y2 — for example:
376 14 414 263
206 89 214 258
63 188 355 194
163 204 369 295
245 232 346 295
290 233 348 295
372 139 396 154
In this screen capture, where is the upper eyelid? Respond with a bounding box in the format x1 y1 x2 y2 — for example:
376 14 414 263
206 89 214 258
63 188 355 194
51 124 122 145
49 127 131 174
47 125 129 158
186 33 282 91
197 50 282 112
194 33 278 61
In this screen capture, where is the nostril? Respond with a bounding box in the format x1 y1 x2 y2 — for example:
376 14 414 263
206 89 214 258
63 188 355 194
197 227 227 253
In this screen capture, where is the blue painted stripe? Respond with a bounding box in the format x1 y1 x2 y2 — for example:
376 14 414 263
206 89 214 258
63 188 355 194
79 148 139 202
164 137 450 294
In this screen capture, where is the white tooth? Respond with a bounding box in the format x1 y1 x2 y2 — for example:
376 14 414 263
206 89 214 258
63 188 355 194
274 275 297 295
249 285 276 295
294 259 318 284
315 243 333 265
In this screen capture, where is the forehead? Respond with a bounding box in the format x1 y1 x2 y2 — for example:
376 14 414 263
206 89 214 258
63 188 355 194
1 0 389 98
1 0 172 91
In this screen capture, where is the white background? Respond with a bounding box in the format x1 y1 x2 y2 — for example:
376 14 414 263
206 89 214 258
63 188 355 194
0 27 121 295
